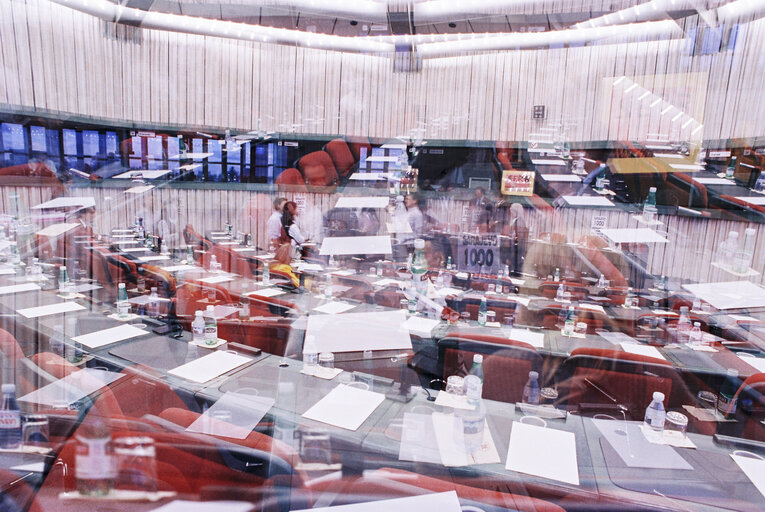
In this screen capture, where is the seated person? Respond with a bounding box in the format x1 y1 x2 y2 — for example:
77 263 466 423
269 242 308 289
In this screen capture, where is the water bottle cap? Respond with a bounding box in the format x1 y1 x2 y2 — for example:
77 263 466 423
414 239 425 249
649 187 656 192
693 322 700 327
727 368 739 377
118 283 126 289
473 354 483 364
529 371 538 380
2 384 15 393
151 287 157 293
680 306 689 313
652 391 665 402
464 375 482 398
195 310 203 317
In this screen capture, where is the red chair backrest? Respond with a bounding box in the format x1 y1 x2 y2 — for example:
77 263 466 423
297 151 339 192
275 168 308 193
325 139 355 177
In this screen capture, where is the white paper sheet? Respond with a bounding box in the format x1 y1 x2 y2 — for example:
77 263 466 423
246 288 284 298
296 492 461 512
737 354 765 373
373 278 404 288
199 275 234 284
335 197 390 209
401 316 440 338
579 303 606 314
302 384 385 431
592 419 693 470
432 287 464 298
0 267 16 275
599 331 639 345
506 421 580 485
72 324 148 349
348 173 386 181
541 174 582 182
620 343 666 360
32 197 95 209
562 195 615 207
434 391 474 410
669 164 706 170
231 247 256 252
332 270 355 277
18 368 125 407
114 240 139 245
186 392 274 439
120 247 149 253
167 351 252 384
735 196 765 206
532 159 567 166
17 302 85 318
504 328 545 348
399 413 442 464
431 413 500 467
307 310 412 353
682 281 765 310
36 222 79 237
0 283 40 295
731 454 765 500
10 462 46 473
137 255 171 262
695 177 734 185
150 501 255 512
600 228 668 244
320 236 392 256
125 185 155 194
312 301 357 315
212 305 240 319
161 265 197 272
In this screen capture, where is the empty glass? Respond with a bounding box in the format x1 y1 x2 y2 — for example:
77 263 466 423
665 411 688 437
114 436 158 493
22 414 49 448
575 322 588 337
446 375 465 396
318 352 335 370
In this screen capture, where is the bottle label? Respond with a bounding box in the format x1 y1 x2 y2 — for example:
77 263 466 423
76 438 117 479
0 411 20 429
717 394 737 416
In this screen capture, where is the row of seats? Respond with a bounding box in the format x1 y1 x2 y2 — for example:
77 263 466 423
275 138 372 192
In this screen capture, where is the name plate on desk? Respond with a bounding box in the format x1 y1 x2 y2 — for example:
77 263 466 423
457 233 499 274
501 170 535 196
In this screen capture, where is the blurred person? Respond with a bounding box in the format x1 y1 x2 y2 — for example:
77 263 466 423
281 201 307 251
270 242 302 288
267 197 287 248
358 207 380 235
405 194 424 238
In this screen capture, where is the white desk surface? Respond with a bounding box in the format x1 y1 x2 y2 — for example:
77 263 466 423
682 281 765 310
735 196 765 206
541 174 581 182
600 228 668 244
113 170 171 179
320 235 392 256
35 222 79 237
334 197 390 209
32 197 95 209
669 164 706 171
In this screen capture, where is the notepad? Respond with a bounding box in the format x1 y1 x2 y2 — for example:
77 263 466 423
731 454 765 499
186 392 274 439
504 328 545 348
167 351 251 384
312 301 356 315
299 492 462 512
246 288 284 298
506 421 579 485
18 368 125 407
620 343 666 360
563 195 615 207
17 302 85 318
0 267 16 275
72 324 148 349
402 316 440 338
199 275 234 284
0 283 40 295
302 384 385 431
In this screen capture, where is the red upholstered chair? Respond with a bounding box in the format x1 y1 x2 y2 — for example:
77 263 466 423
540 304 610 334
373 288 406 309
297 151 339 192
182 224 210 255
0 468 44 512
529 194 554 214
665 172 709 209
88 246 116 291
106 254 138 286
175 279 235 319
539 280 588 300
324 139 356 178
438 332 542 404
347 468 565 512
333 275 375 303
578 245 629 288
275 167 308 193
497 151 512 170
556 347 694 420
31 352 79 380
728 373 765 442
347 138 372 162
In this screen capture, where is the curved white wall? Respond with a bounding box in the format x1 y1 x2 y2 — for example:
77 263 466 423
1 0 764 142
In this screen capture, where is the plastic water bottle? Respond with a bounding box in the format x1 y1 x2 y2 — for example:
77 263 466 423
726 156 736 178
411 239 428 296
186 244 195 264
446 256 453 271
643 187 658 223
716 230 738 265
754 172 765 192
147 287 160 318
50 324 65 358
58 267 70 296
209 255 220 273
595 165 607 190
733 228 755 274
468 354 484 384
522 371 541 405
377 264 383 278
624 287 635 308
555 283 566 302
689 322 703 345
478 296 488 326
192 310 205 343
76 414 116 496
0 384 22 449
65 317 82 364
717 368 739 419
117 283 130 318
563 306 576 336
597 273 607 288
677 306 692 343
644 391 666 433
658 275 667 291
204 306 217 345
28 257 42 282
325 274 333 298
328 254 336 268
553 267 561 282
303 336 319 375
458 375 486 453
262 262 270 285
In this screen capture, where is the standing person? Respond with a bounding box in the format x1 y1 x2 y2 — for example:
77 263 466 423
405 194 424 239
267 197 287 250
281 201 307 253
